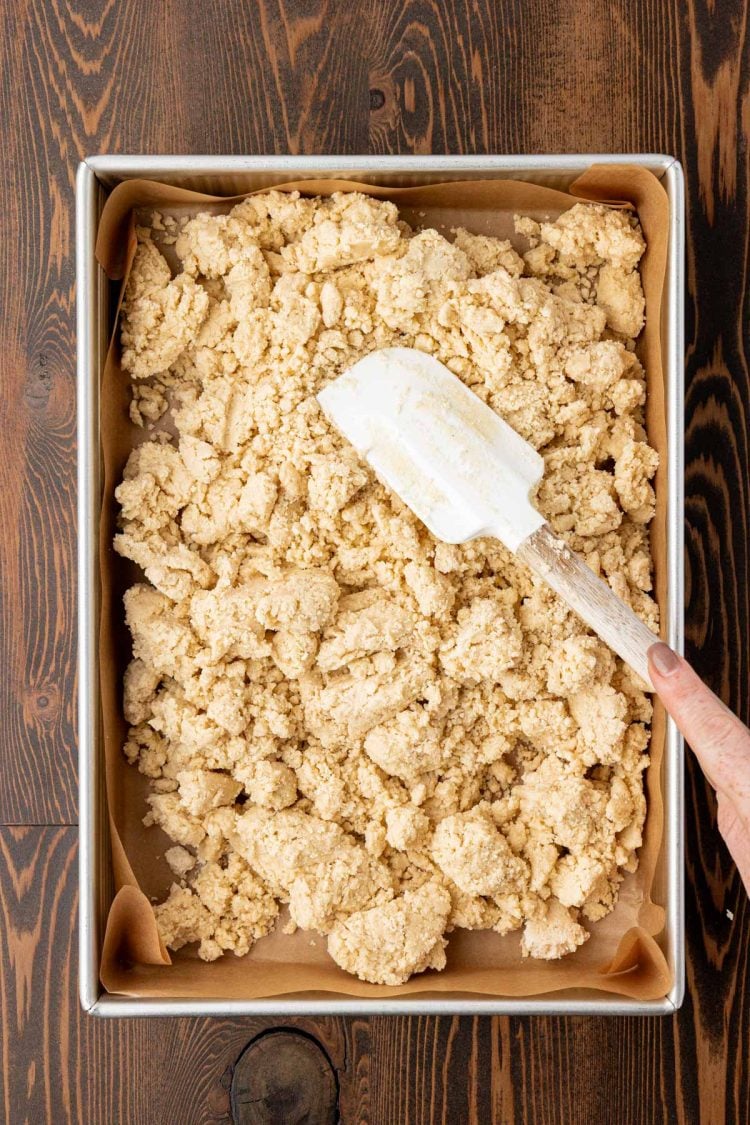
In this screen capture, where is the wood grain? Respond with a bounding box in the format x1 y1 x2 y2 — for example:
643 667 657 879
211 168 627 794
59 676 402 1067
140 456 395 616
0 0 748 1121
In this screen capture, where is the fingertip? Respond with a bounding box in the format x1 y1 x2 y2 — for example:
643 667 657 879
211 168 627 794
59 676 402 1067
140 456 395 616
648 642 681 679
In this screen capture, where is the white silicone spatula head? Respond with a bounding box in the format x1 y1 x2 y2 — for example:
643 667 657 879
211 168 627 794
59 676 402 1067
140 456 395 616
318 346 659 686
317 347 545 551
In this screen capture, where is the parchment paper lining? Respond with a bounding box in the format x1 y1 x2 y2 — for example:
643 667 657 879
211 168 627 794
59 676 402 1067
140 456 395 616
95 166 672 1000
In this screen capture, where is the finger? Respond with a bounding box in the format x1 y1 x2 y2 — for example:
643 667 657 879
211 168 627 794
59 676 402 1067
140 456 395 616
717 793 750 896
648 643 750 811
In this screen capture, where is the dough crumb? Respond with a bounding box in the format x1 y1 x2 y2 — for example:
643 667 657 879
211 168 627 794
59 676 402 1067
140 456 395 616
155 855 279 960
164 845 196 879
521 899 589 960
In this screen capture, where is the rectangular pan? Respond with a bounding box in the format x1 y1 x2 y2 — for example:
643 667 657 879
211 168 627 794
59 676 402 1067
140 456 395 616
77 155 684 1016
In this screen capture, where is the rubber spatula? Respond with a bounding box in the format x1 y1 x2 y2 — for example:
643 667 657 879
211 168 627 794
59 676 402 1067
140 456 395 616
318 346 659 686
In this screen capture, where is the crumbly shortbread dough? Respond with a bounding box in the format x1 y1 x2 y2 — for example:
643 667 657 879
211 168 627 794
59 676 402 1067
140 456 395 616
117 191 657 983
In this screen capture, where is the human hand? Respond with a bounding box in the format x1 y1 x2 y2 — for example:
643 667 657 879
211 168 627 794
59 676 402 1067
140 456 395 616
648 643 750 894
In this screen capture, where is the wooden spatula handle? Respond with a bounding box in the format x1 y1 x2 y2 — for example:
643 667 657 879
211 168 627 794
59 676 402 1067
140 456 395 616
517 523 658 686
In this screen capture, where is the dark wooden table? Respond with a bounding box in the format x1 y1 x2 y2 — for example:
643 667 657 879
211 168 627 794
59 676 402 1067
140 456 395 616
1 2 748 1121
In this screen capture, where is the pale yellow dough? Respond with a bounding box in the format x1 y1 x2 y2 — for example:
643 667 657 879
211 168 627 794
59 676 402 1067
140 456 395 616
117 191 657 983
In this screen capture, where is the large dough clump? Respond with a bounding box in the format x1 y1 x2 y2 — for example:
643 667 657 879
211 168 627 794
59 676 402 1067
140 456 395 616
121 241 210 379
327 882 451 985
117 192 656 982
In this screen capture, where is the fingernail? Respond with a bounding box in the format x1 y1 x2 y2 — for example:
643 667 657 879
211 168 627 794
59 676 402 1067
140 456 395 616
648 642 680 677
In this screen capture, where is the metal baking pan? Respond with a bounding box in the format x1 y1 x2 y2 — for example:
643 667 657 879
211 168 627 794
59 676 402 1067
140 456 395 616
77 155 685 1016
